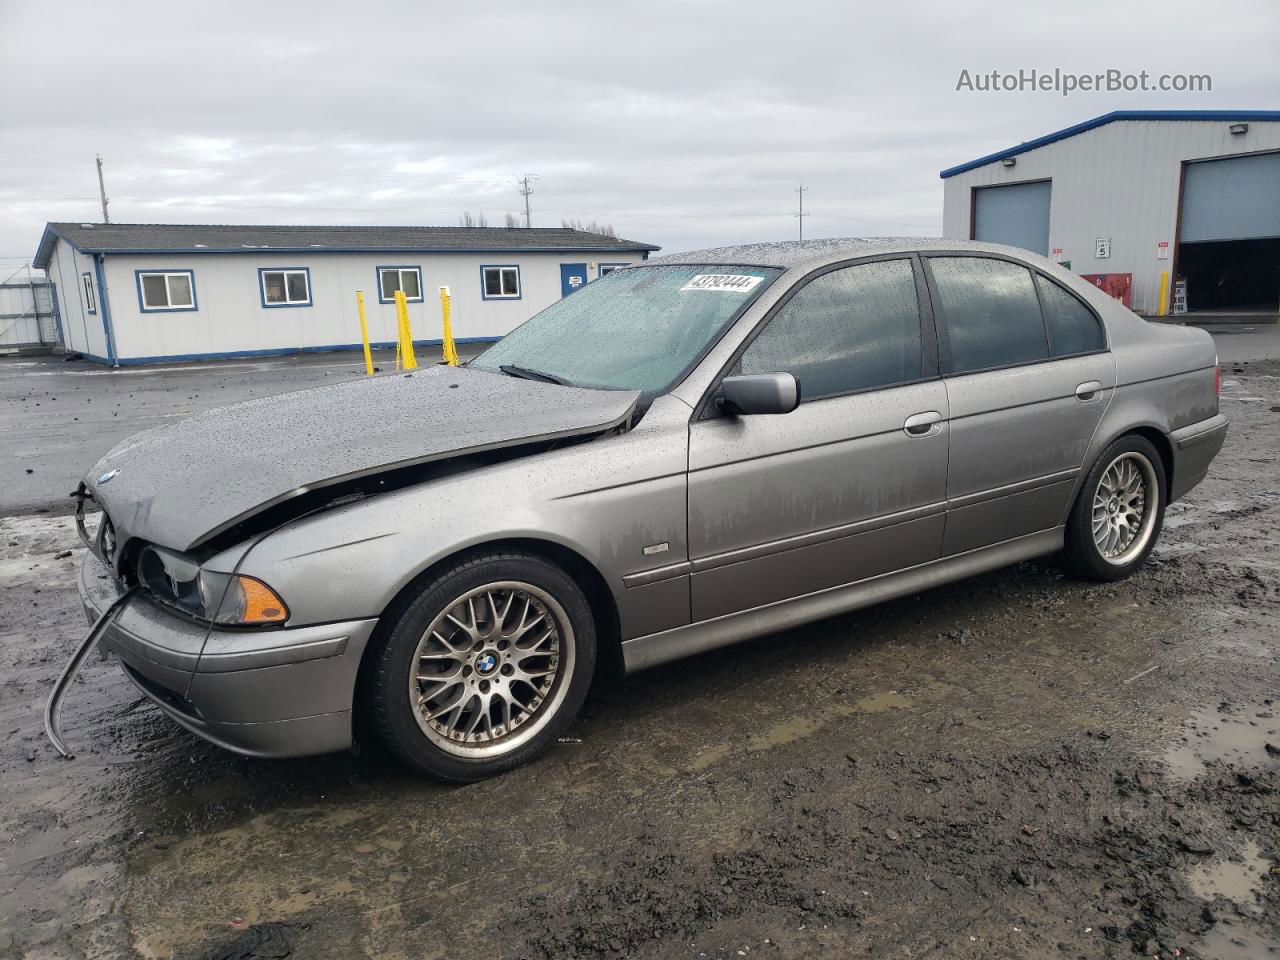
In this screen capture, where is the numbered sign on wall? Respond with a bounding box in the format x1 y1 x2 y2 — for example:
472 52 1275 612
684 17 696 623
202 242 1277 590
1095 237 1112 259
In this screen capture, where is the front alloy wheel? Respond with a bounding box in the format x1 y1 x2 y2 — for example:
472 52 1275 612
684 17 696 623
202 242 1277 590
366 550 596 781
410 582 574 758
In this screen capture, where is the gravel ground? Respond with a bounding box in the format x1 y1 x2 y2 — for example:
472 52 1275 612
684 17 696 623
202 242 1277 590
0 345 1277 960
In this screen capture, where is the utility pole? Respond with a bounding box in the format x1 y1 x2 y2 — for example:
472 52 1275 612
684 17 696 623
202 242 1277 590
518 174 537 228
96 154 110 223
794 183 808 241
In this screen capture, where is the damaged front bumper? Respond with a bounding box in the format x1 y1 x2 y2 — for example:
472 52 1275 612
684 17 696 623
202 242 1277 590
78 552 377 758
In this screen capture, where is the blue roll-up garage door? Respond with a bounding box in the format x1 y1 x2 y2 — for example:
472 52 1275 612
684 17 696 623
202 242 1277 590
1181 152 1280 242
973 180 1052 256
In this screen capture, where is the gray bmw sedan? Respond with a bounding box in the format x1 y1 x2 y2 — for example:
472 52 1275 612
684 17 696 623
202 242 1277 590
59 238 1228 780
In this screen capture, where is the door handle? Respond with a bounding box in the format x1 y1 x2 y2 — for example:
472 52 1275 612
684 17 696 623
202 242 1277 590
903 411 943 438
1075 381 1103 402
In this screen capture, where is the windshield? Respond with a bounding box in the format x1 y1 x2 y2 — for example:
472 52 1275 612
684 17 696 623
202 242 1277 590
471 264 781 395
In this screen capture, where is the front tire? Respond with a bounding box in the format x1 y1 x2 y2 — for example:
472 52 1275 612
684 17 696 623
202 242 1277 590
366 550 596 781
1062 435 1166 581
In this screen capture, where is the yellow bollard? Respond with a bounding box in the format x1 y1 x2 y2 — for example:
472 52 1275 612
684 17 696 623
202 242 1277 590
439 286 459 366
356 291 374 376
1157 270 1170 317
394 290 417 370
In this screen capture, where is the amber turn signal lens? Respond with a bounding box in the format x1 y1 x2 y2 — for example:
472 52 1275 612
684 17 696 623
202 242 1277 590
236 576 288 625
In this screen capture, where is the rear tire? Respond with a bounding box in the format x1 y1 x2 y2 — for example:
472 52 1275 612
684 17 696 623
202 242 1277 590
1062 434 1166 582
366 549 596 782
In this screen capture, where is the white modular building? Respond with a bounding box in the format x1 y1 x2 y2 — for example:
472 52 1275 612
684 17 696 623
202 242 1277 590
33 223 659 365
941 110 1280 316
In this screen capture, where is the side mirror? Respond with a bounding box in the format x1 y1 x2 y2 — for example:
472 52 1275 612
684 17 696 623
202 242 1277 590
720 372 800 416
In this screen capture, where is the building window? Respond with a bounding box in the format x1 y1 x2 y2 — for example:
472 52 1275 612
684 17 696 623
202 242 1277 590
259 268 312 307
378 266 423 303
597 263 629 278
481 265 521 300
81 272 97 314
136 270 197 312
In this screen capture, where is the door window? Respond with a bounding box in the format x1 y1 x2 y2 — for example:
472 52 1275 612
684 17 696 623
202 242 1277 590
1035 275 1105 356
739 258 923 401
929 257 1048 374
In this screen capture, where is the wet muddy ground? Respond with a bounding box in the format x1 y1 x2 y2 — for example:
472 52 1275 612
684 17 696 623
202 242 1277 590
2 342 1278 959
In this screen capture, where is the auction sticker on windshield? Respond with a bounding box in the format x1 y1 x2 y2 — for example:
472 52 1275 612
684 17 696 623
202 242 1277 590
680 274 764 293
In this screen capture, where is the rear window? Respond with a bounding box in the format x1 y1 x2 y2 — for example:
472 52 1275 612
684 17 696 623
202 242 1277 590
1036 275 1105 356
929 257 1048 374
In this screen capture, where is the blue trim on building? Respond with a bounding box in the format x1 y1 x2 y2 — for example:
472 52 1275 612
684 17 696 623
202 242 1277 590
71 337 502 366
80 271 97 314
134 268 198 313
257 266 313 308
940 110 1280 178
376 265 424 303
93 255 118 365
479 264 522 300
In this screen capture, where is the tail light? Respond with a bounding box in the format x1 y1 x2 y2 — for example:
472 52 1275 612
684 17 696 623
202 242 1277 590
1214 364 1221 396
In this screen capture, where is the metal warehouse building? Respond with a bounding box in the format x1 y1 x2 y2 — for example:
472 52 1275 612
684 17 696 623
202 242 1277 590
33 223 659 366
942 110 1280 317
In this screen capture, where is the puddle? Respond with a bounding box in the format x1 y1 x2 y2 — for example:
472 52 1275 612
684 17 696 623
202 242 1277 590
1194 919 1280 959
1163 703 1280 781
1187 839 1271 913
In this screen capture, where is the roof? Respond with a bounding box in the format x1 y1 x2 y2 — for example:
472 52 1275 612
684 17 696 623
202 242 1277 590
648 237 940 270
33 222 660 269
939 109 1280 179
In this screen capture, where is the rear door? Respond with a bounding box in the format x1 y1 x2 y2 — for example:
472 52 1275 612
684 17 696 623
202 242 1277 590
687 256 949 622
924 254 1115 555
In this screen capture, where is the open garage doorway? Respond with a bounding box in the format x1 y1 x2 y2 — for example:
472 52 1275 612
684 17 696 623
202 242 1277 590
1178 237 1280 312
1178 150 1280 315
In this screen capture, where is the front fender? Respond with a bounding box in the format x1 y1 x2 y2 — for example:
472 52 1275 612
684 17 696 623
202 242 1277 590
234 397 694 636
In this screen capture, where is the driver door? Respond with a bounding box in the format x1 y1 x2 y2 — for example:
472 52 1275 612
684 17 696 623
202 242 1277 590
687 256 949 622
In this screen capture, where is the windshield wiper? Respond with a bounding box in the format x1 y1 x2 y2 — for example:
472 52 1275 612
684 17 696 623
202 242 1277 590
499 364 572 386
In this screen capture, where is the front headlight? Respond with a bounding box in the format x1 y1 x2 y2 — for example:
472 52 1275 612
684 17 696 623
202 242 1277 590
138 546 288 626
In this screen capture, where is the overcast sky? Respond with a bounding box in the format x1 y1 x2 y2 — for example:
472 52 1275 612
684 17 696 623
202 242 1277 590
1 0 1276 271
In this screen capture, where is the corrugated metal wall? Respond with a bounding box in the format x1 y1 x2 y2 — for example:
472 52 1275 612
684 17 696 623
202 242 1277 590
0 267 58 353
942 119 1280 313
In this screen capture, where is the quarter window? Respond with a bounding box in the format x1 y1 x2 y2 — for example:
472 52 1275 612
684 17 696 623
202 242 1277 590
929 257 1047 374
740 259 924 401
481 265 521 299
1035 275 1105 356
378 267 422 303
259 269 311 307
81 272 96 314
137 271 196 311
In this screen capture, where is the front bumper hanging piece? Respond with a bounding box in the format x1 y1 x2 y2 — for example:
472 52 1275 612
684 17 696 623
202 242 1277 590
43 586 139 759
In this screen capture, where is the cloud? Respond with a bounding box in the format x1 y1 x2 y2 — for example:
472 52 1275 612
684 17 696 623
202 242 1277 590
1 0 1275 266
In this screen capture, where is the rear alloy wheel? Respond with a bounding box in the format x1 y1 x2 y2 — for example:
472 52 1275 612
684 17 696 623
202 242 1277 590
368 552 595 781
1062 435 1166 581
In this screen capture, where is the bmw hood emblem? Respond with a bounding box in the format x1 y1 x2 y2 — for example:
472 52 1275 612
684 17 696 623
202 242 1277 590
97 468 120 485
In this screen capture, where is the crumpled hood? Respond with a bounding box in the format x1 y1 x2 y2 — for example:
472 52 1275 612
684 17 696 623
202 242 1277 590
86 365 638 553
